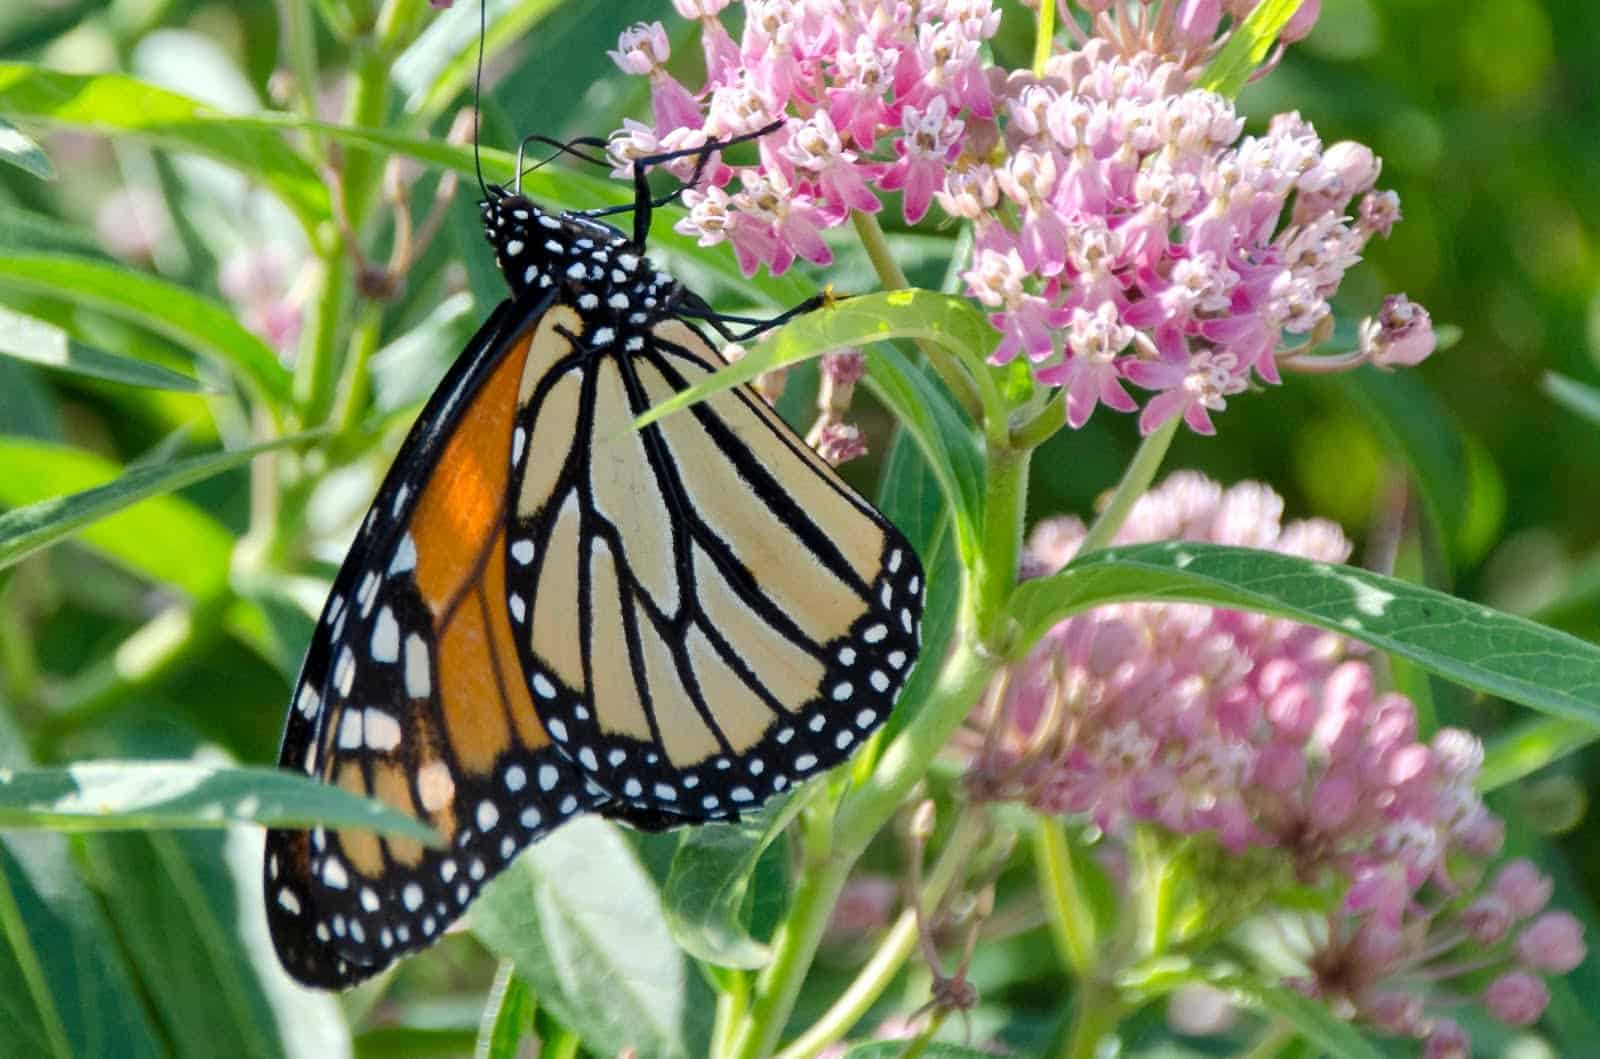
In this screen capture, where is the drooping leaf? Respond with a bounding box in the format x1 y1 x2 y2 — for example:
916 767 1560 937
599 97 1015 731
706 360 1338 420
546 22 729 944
474 961 534 1059
0 116 53 180
1013 541 1600 726
0 64 327 228
0 254 291 408
0 434 313 588
0 305 211 392
0 761 439 842
471 817 712 1059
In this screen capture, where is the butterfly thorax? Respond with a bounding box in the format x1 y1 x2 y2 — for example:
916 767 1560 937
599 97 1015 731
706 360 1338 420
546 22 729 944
481 191 684 353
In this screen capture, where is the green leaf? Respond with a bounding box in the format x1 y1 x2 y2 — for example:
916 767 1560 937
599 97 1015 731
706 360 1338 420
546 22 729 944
863 342 985 567
0 434 312 587
0 116 53 180
0 833 165 1059
842 1045 996 1058
394 0 565 119
1198 0 1306 97
0 64 328 229
475 961 534 1059
79 831 289 1059
0 202 108 259
1012 541 1600 726
0 253 291 408
662 797 806 969
0 305 212 392
471 817 712 1059
1479 716 1600 792
632 290 995 434
1544 371 1600 427
0 761 440 842
1234 981 1385 1059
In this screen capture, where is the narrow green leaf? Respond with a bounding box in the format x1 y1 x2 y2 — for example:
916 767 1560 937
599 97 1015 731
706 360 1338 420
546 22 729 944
1013 542 1600 726
0 833 165 1059
475 961 534 1059
80 831 287 1059
0 64 327 228
471 817 711 1059
662 797 806 969
843 1045 996 1059
0 253 291 407
1197 0 1306 97
0 116 53 180
863 342 984 567
1234 981 1385 1059
632 290 995 432
0 762 440 842
1544 372 1600 428
395 0 564 119
1479 716 1600 792
0 305 211 392
0 433 311 581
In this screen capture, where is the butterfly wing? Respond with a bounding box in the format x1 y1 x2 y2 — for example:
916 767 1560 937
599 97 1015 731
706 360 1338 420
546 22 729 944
265 296 608 989
502 310 925 824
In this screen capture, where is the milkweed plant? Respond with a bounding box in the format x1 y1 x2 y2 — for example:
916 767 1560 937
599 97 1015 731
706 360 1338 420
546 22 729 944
0 1 1595 1058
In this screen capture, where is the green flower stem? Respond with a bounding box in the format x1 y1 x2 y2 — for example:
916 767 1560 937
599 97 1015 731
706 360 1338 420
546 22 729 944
1032 816 1097 978
293 250 350 429
710 965 750 1059
1075 416 1178 557
1032 0 1057 77
775 810 990 1059
335 303 385 436
972 442 1028 656
1057 980 1124 1059
1008 393 1064 450
849 210 989 429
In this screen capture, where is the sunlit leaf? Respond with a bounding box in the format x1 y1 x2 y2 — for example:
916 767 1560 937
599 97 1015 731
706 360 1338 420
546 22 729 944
0 64 327 228
0 254 290 408
0 116 53 180
1198 0 1306 96
1479 716 1600 791
1014 542 1600 726
0 434 313 588
0 305 210 392
471 817 712 1059
1544 372 1600 428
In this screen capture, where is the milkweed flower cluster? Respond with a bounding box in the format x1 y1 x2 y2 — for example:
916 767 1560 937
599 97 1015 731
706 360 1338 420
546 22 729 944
607 0 1435 437
965 473 1582 1052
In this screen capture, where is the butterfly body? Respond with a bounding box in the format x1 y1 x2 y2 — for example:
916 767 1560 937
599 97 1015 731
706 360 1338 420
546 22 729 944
266 180 923 989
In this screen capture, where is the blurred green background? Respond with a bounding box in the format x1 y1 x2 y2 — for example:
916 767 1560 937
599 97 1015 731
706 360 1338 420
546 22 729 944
0 0 1597 1055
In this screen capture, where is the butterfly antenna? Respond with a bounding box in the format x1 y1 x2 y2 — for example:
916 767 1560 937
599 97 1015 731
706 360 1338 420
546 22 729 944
472 0 489 199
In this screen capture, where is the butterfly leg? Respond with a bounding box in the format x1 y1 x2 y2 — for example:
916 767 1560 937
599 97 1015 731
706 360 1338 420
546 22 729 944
672 289 830 343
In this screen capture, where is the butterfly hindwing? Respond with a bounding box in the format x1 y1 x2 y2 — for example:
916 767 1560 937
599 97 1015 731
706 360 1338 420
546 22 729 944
265 299 607 989
500 307 925 824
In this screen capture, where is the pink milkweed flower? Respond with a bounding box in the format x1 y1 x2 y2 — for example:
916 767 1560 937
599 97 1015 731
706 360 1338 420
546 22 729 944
1483 971 1550 1026
1361 294 1435 369
610 23 704 134
964 246 1068 366
828 37 901 149
1516 911 1587 974
782 111 882 214
1125 348 1248 435
673 0 741 85
733 168 836 275
1038 303 1140 426
879 95 965 224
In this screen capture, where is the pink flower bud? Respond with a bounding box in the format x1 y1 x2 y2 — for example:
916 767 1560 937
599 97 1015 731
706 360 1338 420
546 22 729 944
1361 294 1435 369
428 0 452 8
1359 189 1403 238
1175 0 1222 48
1281 0 1321 43
1483 970 1549 1026
1423 1019 1471 1059
1460 896 1513 944
1516 911 1586 974
1309 773 1358 830
1493 860 1553 919
673 0 732 15
1363 989 1424 1036
1457 809 1505 858
1323 141 1381 198
821 349 866 386
815 421 868 466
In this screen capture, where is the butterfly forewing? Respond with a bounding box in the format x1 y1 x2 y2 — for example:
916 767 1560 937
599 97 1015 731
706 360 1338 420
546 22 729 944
266 301 606 989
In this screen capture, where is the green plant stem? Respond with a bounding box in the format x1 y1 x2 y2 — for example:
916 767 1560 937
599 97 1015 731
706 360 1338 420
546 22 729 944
774 810 990 1059
1032 816 1096 977
294 254 349 429
1239 1019 1296 1059
1133 829 1178 958
972 443 1027 655
1056 980 1123 1059
1032 0 1057 77
336 303 385 436
1076 416 1178 557
278 0 325 161
849 210 987 427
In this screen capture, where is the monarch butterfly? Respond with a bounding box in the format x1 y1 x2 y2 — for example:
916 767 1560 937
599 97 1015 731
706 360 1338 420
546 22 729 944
263 122 925 987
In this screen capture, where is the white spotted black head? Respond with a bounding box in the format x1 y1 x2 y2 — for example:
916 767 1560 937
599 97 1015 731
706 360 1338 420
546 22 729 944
480 188 669 308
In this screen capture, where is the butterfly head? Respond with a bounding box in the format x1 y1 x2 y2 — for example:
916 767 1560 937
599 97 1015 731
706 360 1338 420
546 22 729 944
480 190 648 303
